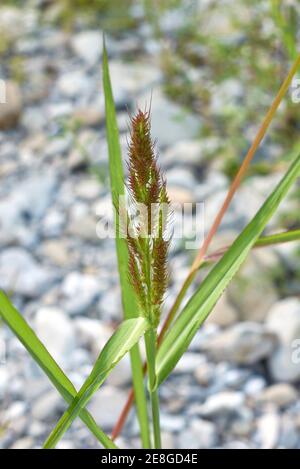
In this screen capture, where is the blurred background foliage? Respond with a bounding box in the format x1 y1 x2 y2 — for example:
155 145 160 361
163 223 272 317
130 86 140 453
2 0 298 177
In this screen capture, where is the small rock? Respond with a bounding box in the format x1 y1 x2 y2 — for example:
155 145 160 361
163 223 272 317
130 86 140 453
98 287 122 321
110 61 161 105
174 353 206 374
0 172 57 245
0 248 58 298
57 70 89 98
197 391 245 418
279 416 299 448
74 178 101 200
167 167 197 191
71 30 103 66
202 322 277 365
56 440 76 449
161 432 175 449
31 390 62 422
227 254 279 322
108 354 132 387
256 412 280 449
40 239 70 267
61 271 100 315
10 437 34 450
35 307 76 366
163 140 204 167
206 293 238 327
257 384 298 408
73 106 103 127
138 89 200 147
244 376 266 396
230 407 254 437
168 186 195 204
67 208 99 242
267 298 300 382
194 361 215 387
0 81 23 130
74 317 114 356
177 419 218 449
160 414 185 432
5 401 27 421
87 386 127 431
0 368 9 399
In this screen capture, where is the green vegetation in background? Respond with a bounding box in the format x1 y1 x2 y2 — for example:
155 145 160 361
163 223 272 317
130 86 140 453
56 0 137 31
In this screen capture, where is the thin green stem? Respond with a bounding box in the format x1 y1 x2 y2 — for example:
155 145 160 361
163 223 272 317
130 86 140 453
145 328 161 449
129 345 151 448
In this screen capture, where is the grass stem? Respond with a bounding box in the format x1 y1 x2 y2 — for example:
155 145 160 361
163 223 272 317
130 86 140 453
145 328 161 449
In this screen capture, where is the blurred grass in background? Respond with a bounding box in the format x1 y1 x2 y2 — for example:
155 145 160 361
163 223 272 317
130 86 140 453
53 0 300 178
1 0 299 183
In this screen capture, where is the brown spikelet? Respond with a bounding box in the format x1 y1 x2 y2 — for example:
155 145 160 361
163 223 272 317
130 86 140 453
125 108 171 325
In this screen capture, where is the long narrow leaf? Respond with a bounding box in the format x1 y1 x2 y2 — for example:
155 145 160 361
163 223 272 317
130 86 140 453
102 37 151 447
0 291 117 449
255 228 300 247
203 229 300 264
44 317 149 448
156 154 300 386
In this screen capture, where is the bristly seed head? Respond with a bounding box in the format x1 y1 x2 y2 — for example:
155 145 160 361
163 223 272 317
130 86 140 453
126 109 171 327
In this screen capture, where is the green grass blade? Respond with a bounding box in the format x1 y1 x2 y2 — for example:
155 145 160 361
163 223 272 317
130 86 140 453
256 228 300 247
156 154 300 386
44 317 149 449
102 36 151 447
0 291 117 449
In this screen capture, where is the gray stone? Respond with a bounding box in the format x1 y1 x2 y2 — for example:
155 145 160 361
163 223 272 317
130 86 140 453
31 390 63 421
279 416 299 449
244 376 266 396
257 384 298 408
0 248 58 297
57 70 89 98
5 401 27 421
206 293 238 327
10 437 34 450
110 61 161 105
42 210 66 237
197 391 245 418
74 178 101 200
35 307 76 366
71 31 103 66
138 89 200 147
202 322 277 365
230 407 254 437
107 354 132 387
0 173 57 245
61 271 100 315
167 167 197 191
163 140 204 167
0 6 27 41
0 81 23 130
72 106 104 127
227 254 279 322
177 419 218 449
0 368 9 399
267 298 300 383
98 287 122 321
74 317 114 356
67 206 99 242
173 353 206 374
167 186 195 204
256 412 280 449
87 386 128 431
160 414 185 433
194 361 215 387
